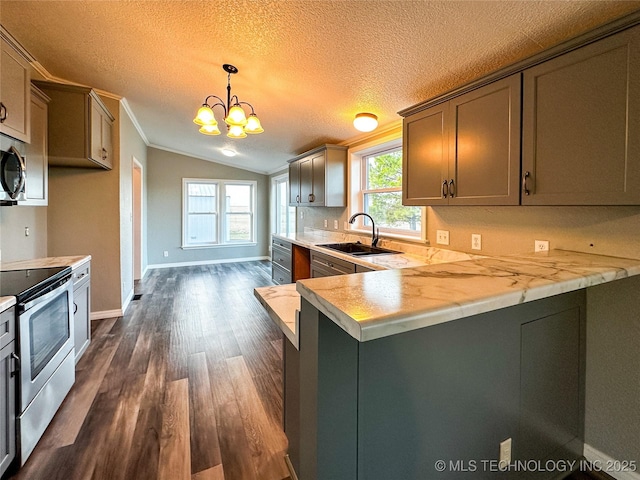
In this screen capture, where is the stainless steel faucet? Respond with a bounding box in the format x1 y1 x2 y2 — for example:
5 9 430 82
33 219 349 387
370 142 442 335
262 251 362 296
348 212 379 247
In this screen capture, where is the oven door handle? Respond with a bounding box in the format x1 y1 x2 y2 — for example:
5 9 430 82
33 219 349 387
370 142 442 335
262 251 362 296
10 353 20 377
22 278 70 312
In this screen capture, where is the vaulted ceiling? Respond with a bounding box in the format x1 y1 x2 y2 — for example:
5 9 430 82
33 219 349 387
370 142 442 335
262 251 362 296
2 1 639 173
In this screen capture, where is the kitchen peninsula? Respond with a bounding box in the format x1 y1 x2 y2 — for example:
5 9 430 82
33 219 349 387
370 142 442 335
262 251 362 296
256 245 640 480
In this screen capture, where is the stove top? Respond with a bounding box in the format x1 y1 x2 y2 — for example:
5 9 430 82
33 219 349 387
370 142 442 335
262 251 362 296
0 267 72 303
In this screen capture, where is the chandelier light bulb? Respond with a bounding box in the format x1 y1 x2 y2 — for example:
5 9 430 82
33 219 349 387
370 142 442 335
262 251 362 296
194 106 216 126
199 124 221 135
227 124 247 139
245 114 264 134
353 112 378 132
225 105 248 126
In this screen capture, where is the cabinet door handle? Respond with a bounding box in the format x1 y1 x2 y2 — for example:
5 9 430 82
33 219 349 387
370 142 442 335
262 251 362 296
296 195 300 203
442 180 449 199
0 102 6 123
522 171 530 196
308 193 315 203
448 179 455 198
10 353 20 377
315 259 333 268
74 302 78 314
102 148 108 161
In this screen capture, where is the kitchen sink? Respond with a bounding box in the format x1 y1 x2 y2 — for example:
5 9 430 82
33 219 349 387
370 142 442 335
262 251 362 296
318 242 401 256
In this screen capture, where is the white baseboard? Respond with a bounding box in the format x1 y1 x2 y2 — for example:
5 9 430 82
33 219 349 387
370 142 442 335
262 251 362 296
121 289 134 315
147 255 269 269
90 309 123 320
583 444 640 480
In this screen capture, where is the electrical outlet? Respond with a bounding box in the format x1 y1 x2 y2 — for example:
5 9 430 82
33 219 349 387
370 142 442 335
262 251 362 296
499 438 512 469
163 250 169 257
323 219 328 228
534 240 549 252
471 233 481 250
24 226 30 237
300 210 304 219
436 230 450 245
334 220 338 229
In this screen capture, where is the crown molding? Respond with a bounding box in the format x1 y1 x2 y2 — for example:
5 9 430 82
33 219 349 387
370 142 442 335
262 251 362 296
120 98 150 146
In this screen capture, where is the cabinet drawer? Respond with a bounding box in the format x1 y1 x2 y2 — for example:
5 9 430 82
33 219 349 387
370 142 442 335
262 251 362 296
0 308 15 350
73 263 91 287
310 251 355 276
272 245 292 271
272 263 292 285
272 237 292 252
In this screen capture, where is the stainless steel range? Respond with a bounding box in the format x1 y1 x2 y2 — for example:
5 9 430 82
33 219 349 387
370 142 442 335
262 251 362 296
0 267 75 464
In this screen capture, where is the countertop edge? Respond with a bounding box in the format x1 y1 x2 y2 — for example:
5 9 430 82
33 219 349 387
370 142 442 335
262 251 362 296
254 284 300 350
1 255 92 271
296 250 640 343
0 296 16 312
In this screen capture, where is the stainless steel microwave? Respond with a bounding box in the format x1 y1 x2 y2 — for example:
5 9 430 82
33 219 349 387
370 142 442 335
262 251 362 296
0 146 26 203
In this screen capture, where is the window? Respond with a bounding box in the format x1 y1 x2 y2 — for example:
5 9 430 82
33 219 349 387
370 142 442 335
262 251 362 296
183 179 256 247
272 174 296 236
356 146 422 236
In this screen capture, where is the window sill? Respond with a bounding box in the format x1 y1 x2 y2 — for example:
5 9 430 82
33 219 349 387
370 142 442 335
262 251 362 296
181 243 257 250
348 228 425 245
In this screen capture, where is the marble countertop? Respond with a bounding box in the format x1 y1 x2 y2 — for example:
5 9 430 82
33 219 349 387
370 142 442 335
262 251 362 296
297 250 640 342
273 231 479 270
254 284 299 349
1 255 91 271
0 296 16 312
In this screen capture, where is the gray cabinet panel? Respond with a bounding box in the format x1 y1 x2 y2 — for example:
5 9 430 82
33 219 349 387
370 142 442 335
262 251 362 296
0 341 16 477
522 25 640 205
0 36 30 143
520 307 583 462
449 74 521 205
403 103 449 205
288 162 300 205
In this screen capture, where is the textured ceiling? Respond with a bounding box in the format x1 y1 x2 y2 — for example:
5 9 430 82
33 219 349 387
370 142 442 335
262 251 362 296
1 1 639 173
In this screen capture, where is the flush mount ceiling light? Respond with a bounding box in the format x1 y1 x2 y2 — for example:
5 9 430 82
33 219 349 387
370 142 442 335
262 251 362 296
193 64 264 139
221 148 237 157
353 112 378 132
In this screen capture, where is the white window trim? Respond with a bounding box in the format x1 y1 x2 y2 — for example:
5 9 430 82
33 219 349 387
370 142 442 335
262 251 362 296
348 134 427 243
270 172 296 239
182 178 257 249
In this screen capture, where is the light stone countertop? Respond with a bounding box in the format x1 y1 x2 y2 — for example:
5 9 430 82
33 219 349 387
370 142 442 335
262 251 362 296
1 255 91 271
254 284 300 349
296 250 640 342
273 231 480 270
260 231 480 345
0 296 16 312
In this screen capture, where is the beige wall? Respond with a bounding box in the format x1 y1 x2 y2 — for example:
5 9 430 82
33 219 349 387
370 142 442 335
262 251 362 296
47 95 121 313
0 205 47 262
146 147 269 266
297 205 640 260
119 102 147 301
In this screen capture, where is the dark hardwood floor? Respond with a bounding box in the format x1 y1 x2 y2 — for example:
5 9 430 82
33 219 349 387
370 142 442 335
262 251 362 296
6 260 618 480
9 261 290 480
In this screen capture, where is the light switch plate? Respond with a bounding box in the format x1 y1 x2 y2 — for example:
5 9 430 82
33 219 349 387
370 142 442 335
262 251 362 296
471 234 481 250
436 230 450 245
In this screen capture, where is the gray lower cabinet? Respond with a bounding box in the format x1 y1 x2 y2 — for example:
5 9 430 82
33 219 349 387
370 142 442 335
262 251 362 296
295 291 586 480
272 238 292 285
403 74 521 206
0 308 16 478
310 250 356 277
72 262 91 362
522 24 640 205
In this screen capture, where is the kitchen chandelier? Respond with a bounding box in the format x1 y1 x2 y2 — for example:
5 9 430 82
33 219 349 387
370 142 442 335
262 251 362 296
193 64 264 139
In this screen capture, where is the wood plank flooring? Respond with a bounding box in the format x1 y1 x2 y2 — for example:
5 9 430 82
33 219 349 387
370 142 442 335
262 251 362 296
8 261 290 480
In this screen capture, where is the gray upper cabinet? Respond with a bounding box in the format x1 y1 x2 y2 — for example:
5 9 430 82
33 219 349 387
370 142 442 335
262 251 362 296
289 144 347 207
403 74 521 206
522 25 640 205
33 81 115 170
23 85 49 206
0 33 31 143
